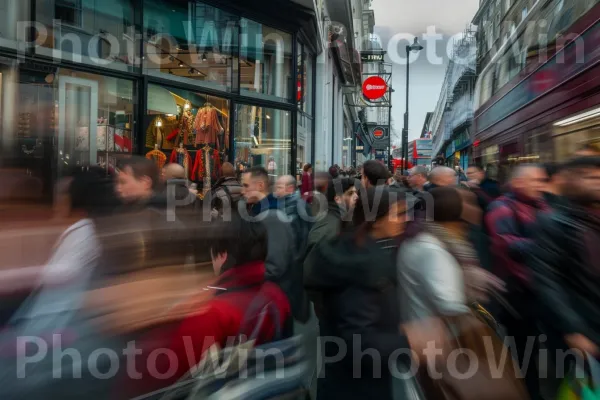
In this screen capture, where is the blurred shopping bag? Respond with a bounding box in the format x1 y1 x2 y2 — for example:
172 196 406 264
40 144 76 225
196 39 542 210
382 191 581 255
557 352 600 400
417 311 530 400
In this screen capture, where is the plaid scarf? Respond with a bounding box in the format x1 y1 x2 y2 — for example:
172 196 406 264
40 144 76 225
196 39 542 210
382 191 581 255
422 222 503 303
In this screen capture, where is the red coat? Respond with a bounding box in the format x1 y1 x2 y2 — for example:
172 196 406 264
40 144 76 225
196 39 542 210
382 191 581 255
123 261 291 399
301 172 313 203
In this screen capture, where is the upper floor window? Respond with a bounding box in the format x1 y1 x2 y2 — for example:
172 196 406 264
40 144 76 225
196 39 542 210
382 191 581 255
522 6 528 21
55 0 83 27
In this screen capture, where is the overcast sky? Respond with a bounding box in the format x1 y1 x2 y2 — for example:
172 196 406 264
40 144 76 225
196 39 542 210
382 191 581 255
371 0 479 143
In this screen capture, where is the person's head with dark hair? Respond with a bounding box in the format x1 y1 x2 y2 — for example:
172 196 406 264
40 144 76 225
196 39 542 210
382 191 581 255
221 162 236 178
354 186 410 239
242 166 269 204
542 162 564 196
429 186 481 235
329 165 340 179
63 166 120 218
209 216 268 275
575 143 600 157
303 163 313 174
361 160 389 188
560 156 600 204
116 157 160 203
326 177 358 211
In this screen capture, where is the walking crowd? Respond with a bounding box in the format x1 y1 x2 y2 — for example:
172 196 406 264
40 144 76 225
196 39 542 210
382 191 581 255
1 147 600 400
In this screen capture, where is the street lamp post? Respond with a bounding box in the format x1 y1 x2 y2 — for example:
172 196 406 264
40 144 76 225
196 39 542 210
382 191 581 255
402 37 423 175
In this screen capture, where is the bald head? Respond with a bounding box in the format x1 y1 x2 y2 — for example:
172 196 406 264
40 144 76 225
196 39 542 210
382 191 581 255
163 163 185 180
509 164 547 200
275 175 297 198
429 166 457 187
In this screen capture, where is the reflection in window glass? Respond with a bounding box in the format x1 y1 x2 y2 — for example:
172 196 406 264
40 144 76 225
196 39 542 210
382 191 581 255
0 64 135 201
240 19 293 102
143 0 238 91
297 113 312 169
145 83 230 190
234 105 291 179
35 0 138 72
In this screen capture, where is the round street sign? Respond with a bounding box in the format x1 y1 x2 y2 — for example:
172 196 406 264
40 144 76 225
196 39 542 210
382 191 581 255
362 76 388 100
373 127 385 139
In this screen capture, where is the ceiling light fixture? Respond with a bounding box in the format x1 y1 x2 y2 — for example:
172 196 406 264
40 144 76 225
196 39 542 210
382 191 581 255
178 61 184 67
202 52 208 62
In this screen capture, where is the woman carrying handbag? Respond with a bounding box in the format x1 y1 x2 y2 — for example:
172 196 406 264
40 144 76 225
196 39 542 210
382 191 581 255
396 187 527 400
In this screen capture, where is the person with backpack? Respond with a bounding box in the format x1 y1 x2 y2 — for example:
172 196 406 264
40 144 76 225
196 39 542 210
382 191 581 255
210 162 243 219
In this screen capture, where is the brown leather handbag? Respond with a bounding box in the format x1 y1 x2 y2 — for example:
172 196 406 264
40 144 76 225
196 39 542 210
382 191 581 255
416 311 530 400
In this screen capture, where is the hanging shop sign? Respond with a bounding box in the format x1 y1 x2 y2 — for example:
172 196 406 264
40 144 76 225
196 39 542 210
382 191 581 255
360 51 386 63
373 126 385 139
362 76 388 100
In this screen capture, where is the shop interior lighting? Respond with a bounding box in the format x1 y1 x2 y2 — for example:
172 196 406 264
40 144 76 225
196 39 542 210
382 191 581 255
178 61 184 67
266 115 271 119
554 106 600 126
202 53 208 62
252 136 259 146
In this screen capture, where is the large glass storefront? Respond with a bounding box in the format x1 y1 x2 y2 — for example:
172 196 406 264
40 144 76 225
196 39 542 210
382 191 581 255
0 61 136 201
0 0 315 203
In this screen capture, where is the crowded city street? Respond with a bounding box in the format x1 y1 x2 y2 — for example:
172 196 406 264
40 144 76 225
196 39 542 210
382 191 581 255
2 0 600 399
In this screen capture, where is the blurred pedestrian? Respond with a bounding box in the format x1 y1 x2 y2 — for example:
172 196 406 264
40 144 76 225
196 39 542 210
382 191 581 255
209 162 242 219
360 160 389 189
465 164 501 210
529 157 600 370
485 164 549 400
242 167 309 323
307 186 448 400
301 163 314 203
425 166 456 191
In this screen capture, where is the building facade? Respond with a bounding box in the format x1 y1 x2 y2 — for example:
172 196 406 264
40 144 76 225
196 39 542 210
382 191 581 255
472 0 600 181
431 27 477 171
0 0 375 203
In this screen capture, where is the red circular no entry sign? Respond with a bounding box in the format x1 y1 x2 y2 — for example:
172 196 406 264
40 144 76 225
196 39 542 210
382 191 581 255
373 128 384 138
362 76 388 100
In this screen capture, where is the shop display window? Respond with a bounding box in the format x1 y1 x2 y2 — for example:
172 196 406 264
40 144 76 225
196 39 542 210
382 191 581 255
145 83 230 193
0 64 135 200
240 19 293 102
143 0 238 91
34 0 139 72
233 104 291 179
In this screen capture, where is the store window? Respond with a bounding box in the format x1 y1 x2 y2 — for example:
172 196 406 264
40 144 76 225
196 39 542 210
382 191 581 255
0 62 136 201
143 0 238 91
145 83 230 191
240 19 293 102
233 105 291 179
35 0 138 72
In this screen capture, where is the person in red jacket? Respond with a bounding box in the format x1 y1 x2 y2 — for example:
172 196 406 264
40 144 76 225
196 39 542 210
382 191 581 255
128 217 292 399
301 163 314 203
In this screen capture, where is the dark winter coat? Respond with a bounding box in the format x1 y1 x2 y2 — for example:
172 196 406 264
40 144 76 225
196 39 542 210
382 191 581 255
308 233 411 400
528 199 600 349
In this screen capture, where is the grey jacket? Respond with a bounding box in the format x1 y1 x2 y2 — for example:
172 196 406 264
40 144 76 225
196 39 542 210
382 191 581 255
397 233 468 322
